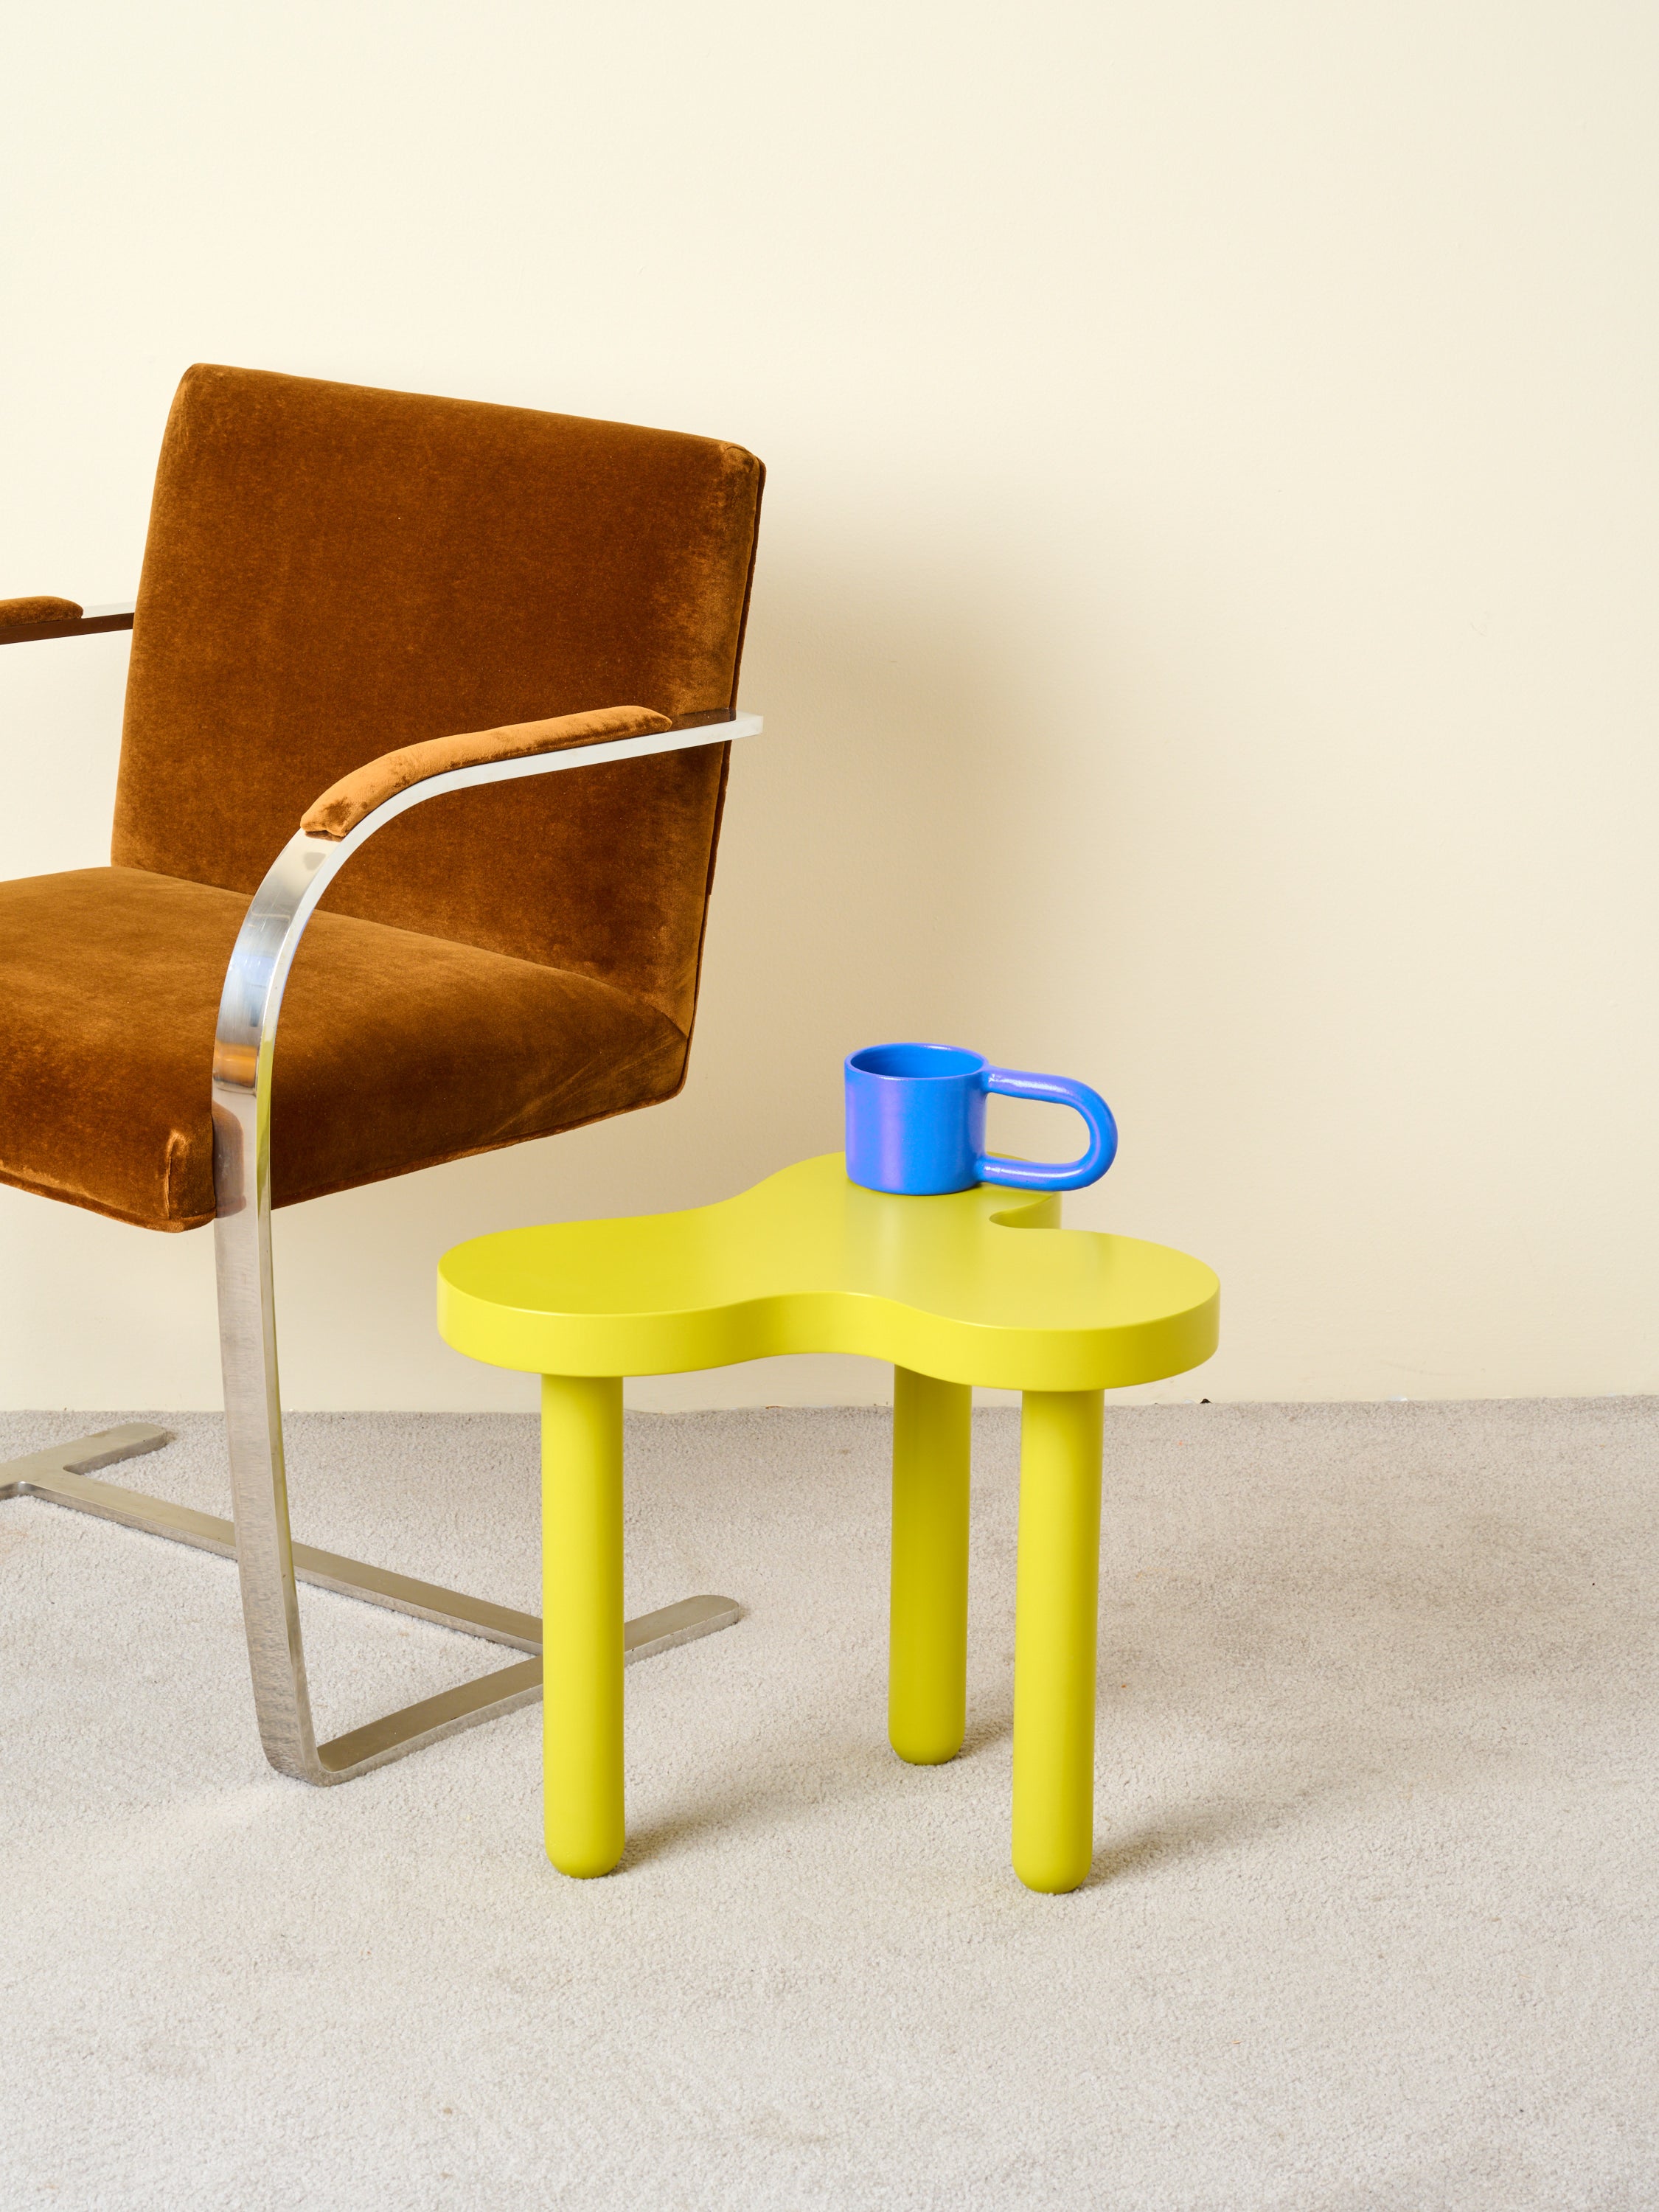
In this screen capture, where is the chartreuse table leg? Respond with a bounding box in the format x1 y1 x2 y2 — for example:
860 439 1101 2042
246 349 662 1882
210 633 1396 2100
542 1374 626 1877
888 1366 972 1764
1012 1388 1105 1893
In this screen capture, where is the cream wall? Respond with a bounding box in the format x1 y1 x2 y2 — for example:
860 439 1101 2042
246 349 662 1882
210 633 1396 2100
2 1 1655 1412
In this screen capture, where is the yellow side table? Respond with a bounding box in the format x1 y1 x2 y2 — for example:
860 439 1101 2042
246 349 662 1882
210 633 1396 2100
437 1153 1219 1894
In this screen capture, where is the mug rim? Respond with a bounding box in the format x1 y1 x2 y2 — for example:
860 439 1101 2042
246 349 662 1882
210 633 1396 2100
846 1041 985 1082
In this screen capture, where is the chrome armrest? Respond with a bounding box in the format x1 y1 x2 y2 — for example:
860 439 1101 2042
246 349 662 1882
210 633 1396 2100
210 709 762 1207
206 706 759 1783
0 599 135 645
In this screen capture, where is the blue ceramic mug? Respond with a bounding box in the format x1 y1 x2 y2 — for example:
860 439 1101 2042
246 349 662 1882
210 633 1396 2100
844 1043 1118 1195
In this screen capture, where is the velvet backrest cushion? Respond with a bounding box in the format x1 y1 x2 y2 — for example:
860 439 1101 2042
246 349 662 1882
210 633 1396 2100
111 365 764 1031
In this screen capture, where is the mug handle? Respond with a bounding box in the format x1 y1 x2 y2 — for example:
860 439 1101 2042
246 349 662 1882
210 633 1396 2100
974 1067 1119 1192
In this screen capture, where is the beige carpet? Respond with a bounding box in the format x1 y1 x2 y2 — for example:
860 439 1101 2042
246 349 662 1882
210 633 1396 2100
1 1398 1654 2209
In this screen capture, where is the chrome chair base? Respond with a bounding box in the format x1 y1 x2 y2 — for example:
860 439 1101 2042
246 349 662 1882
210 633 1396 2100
4 725 754 1789
1 1422 740 1782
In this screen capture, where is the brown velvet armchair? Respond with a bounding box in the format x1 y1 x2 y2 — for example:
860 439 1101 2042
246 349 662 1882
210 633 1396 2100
0 364 764 1784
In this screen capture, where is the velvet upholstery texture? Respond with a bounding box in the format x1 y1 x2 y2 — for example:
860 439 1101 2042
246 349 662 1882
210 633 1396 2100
114 366 764 1031
1 366 762 1233
301 706 671 841
0 869 690 1231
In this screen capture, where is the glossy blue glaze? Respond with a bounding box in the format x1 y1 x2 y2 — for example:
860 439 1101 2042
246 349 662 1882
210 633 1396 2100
844 1043 1118 1195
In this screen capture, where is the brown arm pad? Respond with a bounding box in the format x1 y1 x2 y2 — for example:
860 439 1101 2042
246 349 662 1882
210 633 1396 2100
300 703 674 840
0 596 83 639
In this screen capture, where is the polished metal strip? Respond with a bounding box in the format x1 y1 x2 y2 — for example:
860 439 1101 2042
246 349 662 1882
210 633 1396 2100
11 1468 235 1554
2 1425 740 1785
316 1658 544 1778
0 1422 171 1497
285 1546 540 1649
6 720 761 1787
625 1593 743 1662
209 713 760 1784
313 1599 745 1780
3 1436 741 1664
5 1462 538 1646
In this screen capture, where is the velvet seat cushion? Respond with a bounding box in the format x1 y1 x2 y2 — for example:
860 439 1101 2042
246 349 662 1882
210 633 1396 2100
0 868 689 1232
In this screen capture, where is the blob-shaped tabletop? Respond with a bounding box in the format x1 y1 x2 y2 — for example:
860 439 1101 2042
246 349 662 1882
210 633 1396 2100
438 1153 1218 1394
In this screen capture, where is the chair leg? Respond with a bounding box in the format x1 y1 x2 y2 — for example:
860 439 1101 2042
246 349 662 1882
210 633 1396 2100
1010 1388 1104 1893
0 1407 737 1781
7 967 738 1786
204 1006 749 1784
211 1164 546 1781
0 1238 737 1785
0 1425 174 1505
888 1367 972 1764
214 1162 327 1778
541 1374 627 1876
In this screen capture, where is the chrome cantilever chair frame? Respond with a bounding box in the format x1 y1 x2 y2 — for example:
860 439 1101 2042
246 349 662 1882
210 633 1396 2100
2 625 760 1783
